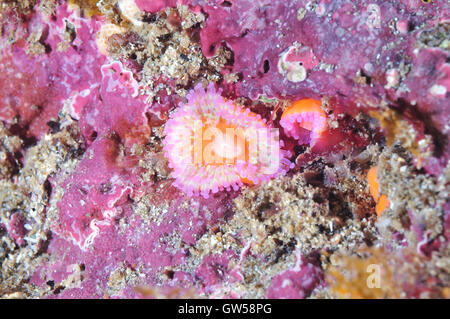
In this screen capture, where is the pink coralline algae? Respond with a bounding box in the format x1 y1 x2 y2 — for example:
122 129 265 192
267 250 324 299
77 60 152 148
267 262 323 299
52 51 175 250
55 135 137 250
0 4 106 138
163 83 293 198
135 0 180 13
35 186 234 298
8 212 28 246
54 55 154 250
0 0 448 300
195 251 237 294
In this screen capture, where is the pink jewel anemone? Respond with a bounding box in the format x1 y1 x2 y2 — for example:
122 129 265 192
280 98 327 146
163 83 293 198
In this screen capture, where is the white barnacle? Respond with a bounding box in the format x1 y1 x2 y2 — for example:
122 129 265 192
277 46 307 83
118 0 143 27
366 4 381 29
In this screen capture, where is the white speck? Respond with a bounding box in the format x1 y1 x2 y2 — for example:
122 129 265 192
282 279 292 288
364 62 374 73
429 84 447 96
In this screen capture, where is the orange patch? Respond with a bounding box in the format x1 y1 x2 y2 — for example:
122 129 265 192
367 166 390 216
376 194 390 216
367 166 380 201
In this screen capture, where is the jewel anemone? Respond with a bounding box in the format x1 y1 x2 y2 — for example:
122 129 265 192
280 98 327 146
163 83 293 198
